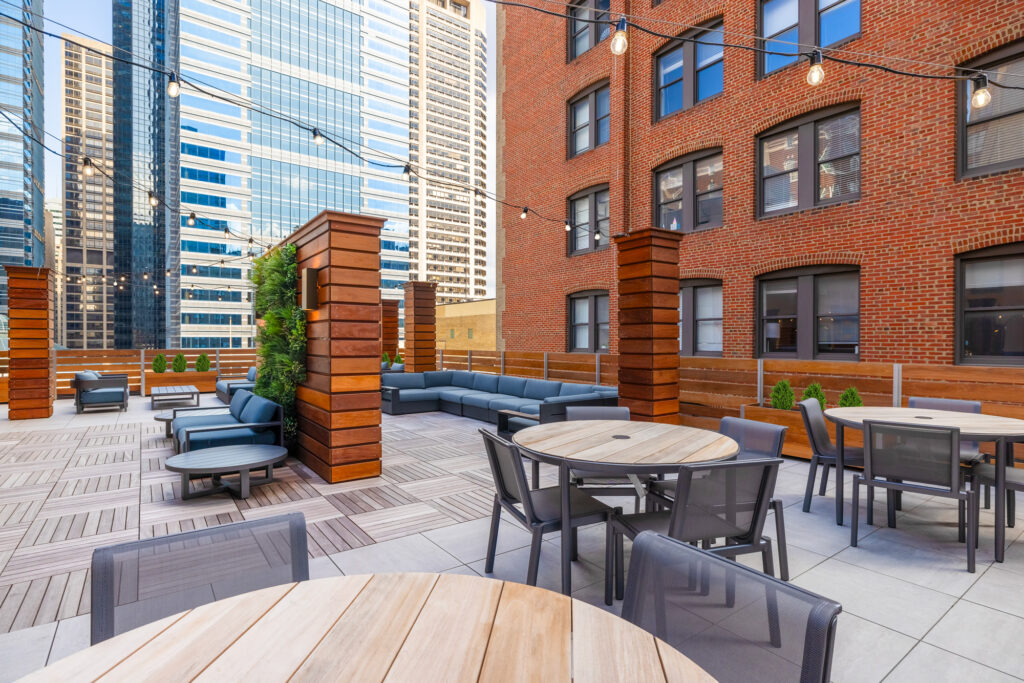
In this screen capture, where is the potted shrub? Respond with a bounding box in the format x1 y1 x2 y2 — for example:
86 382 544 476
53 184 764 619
172 353 188 373
195 353 211 373
152 353 167 373
839 386 864 407
801 382 827 410
743 380 812 459
146 351 219 395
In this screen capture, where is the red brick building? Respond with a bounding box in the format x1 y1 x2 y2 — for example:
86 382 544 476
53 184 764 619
497 0 1024 366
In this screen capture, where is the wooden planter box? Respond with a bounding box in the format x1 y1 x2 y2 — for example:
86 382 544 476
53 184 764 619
145 370 218 395
741 404 863 460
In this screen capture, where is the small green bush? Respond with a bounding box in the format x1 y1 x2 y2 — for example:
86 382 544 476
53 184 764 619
801 382 827 410
393 352 403 364
769 380 795 411
172 353 188 373
839 386 863 407
195 353 211 372
151 354 167 373
382 351 391 364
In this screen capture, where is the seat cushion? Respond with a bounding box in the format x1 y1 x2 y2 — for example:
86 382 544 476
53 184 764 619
240 395 278 429
382 373 424 389
558 383 595 396
179 426 278 451
594 385 618 397
527 486 614 524
229 390 254 421
229 381 255 395
215 380 231 393
80 388 124 404
172 414 238 437
523 379 562 400
472 374 499 393
543 392 603 405
519 403 541 415
462 393 509 409
489 397 541 413
246 367 257 381
438 388 486 402
451 371 476 388
497 376 528 397
424 370 454 387
396 388 440 402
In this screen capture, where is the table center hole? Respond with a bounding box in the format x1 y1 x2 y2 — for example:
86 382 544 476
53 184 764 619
612 434 630 440
913 416 933 420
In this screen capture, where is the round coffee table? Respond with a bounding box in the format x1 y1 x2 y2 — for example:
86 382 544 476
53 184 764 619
154 408 227 438
164 444 288 500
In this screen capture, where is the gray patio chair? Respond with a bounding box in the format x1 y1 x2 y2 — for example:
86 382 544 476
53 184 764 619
480 429 617 590
799 398 865 514
90 512 309 644
851 421 979 572
906 397 991 505
564 405 652 513
622 531 841 683
649 416 791 580
607 457 782 604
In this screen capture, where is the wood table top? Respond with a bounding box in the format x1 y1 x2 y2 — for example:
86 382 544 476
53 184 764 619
151 385 199 394
513 420 738 470
164 444 288 473
825 407 1024 439
24 573 715 683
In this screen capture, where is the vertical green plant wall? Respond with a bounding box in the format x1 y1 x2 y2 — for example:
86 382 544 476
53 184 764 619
251 243 307 445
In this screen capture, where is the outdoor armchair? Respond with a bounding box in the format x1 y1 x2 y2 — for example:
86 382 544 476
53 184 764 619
73 370 128 413
799 398 865 514
171 389 283 453
215 366 257 403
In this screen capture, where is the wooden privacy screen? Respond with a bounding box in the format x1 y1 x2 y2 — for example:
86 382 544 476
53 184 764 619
6 266 54 419
403 281 437 373
614 228 683 423
381 299 399 361
289 210 384 483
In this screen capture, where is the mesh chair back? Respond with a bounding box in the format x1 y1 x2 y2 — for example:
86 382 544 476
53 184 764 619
90 513 308 645
669 458 781 545
622 532 841 683
907 396 981 456
480 429 538 521
797 399 834 457
565 405 630 421
720 417 786 460
863 421 960 490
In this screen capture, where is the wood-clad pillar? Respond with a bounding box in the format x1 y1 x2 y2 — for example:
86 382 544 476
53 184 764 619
288 211 384 483
6 266 54 420
614 228 683 423
403 281 437 373
381 299 400 362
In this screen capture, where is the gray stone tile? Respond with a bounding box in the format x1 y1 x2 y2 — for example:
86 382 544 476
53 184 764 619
884 642 1020 683
46 614 90 666
781 496 880 557
440 565 481 577
962 566 1024 619
467 544 605 594
308 555 343 579
924 600 1024 677
0 620 56 682
422 516 533 564
830 612 916 683
329 533 461 575
737 541 829 580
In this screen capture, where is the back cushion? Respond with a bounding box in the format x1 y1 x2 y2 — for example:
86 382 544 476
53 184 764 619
424 371 454 387
246 367 258 381
594 386 618 396
75 370 99 384
452 371 476 388
240 396 278 430
524 379 562 400
558 383 594 396
497 375 528 396
472 373 499 392
229 390 254 420
389 364 405 372
383 373 424 389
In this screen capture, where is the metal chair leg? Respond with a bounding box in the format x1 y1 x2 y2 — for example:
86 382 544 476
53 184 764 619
526 530 543 586
485 496 501 574
614 530 625 601
866 483 874 527
531 460 540 490
851 477 861 547
818 463 831 496
770 499 789 582
802 455 819 513
1009 489 1016 529
570 527 579 561
604 522 614 606
967 491 977 573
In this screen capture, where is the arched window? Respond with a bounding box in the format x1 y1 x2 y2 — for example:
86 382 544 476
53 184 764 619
568 290 610 352
567 185 609 255
757 265 859 359
655 149 723 232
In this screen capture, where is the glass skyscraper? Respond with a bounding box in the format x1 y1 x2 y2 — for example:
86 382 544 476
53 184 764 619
0 1 45 315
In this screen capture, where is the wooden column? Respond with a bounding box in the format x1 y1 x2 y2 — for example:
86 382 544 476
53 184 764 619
614 228 683 423
289 211 384 483
403 281 437 373
6 266 54 419
381 299 400 361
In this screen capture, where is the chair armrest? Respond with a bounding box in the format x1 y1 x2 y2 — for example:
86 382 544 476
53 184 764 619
381 387 399 400
172 405 230 418
497 409 538 436
538 395 618 423
78 377 129 391
99 373 129 379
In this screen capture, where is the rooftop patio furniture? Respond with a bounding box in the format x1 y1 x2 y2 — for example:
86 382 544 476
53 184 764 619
170 389 283 453
73 371 128 414
480 429 617 591
383 362 404 373
907 396 989 504
799 398 865 521
150 384 199 410
215 366 257 403
622 531 841 683
607 457 782 604
165 444 289 499
90 512 308 645
649 416 791 580
381 370 618 424
851 421 979 572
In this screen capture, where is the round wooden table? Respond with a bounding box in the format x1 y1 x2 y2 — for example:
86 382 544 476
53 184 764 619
514 420 738 594
825 406 1024 559
25 573 714 683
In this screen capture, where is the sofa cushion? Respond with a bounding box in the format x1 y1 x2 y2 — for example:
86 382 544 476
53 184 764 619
80 387 124 404
472 374 499 393
462 393 509 410
246 367 258 381
489 397 540 413
229 390 254 421
543 392 604 405
438 388 485 403
172 414 238 437
216 380 230 394
508 416 539 432
523 379 562 400
519 403 541 415
75 370 101 385
179 426 277 451
382 373 425 389
497 376 528 396
594 385 618 396
558 383 595 396
451 371 475 388
240 395 278 430
395 388 440 402
423 371 454 387
381 362 390 371
389 364 405 373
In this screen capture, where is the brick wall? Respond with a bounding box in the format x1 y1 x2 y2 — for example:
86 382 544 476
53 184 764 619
498 0 1024 363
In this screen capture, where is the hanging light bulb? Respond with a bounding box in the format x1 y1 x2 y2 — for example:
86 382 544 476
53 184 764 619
971 74 991 109
118 284 123 290
191 264 198 274
247 236 254 246
82 157 95 177
187 211 196 226
143 271 149 280
166 72 180 98
154 289 160 296
312 127 325 145
610 18 628 56
224 226 230 238
595 232 602 242
402 163 412 181
806 50 825 86
148 191 159 207
165 268 170 277
217 293 223 301
520 207 528 219
66 275 71 282
564 220 572 232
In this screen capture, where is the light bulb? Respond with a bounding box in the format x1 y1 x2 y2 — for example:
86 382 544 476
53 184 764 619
402 163 412 181
82 157 95 177
143 272 149 280
806 50 824 86
187 211 196 226
520 207 528 219
971 74 991 109
148 191 159 207
191 265 198 274
610 18 628 56
312 127 325 145
154 289 160 295
165 269 170 277
166 72 180 98
595 232 602 241
564 221 571 232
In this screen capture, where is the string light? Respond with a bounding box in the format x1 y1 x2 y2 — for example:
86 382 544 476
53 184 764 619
520 207 528 219
971 74 991 108
82 157 95 177
312 127 325 145
148 192 159 208
142 271 149 280
166 72 180 98
610 18 629 56
191 265 198 274
806 50 825 86
402 164 412 181
564 220 571 231
187 211 196 226
165 269 171 277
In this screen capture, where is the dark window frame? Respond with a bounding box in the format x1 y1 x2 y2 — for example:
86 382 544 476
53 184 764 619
567 184 611 256
756 264 860 360
652 19 724 122
679 278 723 357
955 242 1024 366
567 0 610 61
957 40 1024 179
568 289 610 353
757 104 861 218
757 0 862 79
653 148 724 233
568 82 611 158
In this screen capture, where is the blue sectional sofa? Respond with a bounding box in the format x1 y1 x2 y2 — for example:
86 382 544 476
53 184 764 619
170 389 284 453
380 370 617 427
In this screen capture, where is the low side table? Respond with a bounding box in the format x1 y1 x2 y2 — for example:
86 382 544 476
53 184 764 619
151 385 200 410
165 444 288 499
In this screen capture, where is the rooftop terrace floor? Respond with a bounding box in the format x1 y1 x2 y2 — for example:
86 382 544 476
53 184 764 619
0 397 1023 681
